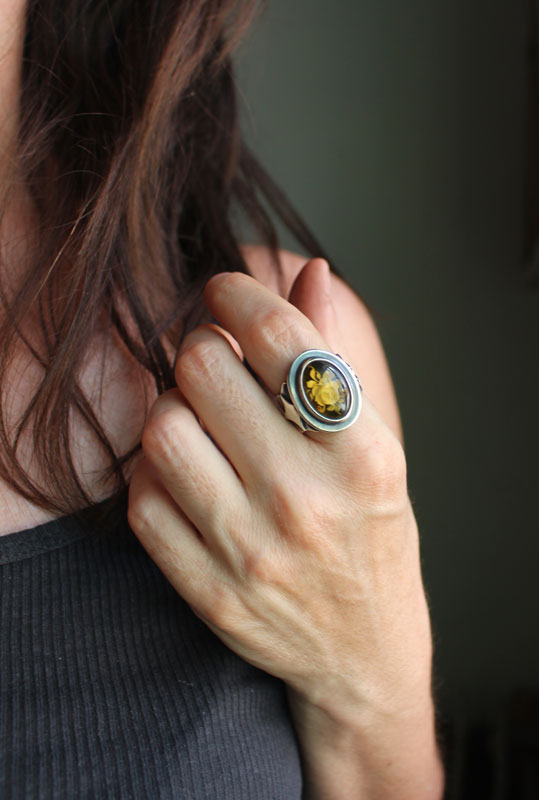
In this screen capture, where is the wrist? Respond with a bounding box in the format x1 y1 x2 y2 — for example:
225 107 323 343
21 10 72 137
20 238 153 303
287 687 444 800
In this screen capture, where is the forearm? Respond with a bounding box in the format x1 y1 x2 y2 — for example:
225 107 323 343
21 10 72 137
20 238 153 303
288 687 444 800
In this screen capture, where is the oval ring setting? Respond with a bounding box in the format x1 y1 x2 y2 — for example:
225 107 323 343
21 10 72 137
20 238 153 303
277 349 362 433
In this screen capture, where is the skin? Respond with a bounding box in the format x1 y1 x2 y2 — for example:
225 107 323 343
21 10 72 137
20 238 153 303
128 262 444 798
1 3 444 795
0 1 167 537
0 0 25 182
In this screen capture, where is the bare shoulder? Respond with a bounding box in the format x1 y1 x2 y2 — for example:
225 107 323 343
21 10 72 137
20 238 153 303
241 245 403 443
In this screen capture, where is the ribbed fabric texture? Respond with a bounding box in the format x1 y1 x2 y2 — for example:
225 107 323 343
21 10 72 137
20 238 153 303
0 493 303 799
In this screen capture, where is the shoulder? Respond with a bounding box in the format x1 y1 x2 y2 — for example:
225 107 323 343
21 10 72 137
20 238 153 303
240 245 403 443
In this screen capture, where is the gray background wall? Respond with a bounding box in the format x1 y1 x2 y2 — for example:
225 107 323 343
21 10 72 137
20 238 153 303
236 1 539 721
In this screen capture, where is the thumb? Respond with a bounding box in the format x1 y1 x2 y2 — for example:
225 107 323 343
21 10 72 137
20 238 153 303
287 258 338 346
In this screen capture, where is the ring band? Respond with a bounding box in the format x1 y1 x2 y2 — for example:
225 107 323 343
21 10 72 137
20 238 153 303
277 349 362 433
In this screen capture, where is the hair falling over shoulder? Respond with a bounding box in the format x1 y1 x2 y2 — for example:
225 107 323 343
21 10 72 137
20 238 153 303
0 0 328 521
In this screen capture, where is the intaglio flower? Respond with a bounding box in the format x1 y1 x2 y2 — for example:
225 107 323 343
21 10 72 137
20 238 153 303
305 366 346 415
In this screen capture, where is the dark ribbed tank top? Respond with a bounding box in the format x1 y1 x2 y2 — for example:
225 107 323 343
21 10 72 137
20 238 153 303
0 490 303 799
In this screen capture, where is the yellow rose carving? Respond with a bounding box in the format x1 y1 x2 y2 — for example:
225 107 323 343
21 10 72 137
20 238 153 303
305 366 346 415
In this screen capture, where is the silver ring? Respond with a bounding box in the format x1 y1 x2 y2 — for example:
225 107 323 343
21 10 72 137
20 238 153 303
277 349 362 433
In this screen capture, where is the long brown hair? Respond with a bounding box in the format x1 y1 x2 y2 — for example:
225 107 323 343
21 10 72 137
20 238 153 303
0 0 329 525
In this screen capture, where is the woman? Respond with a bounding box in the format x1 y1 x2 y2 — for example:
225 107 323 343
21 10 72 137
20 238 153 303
0 0 444 797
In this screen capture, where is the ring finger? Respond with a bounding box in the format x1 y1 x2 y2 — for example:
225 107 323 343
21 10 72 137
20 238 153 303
203 272 369 448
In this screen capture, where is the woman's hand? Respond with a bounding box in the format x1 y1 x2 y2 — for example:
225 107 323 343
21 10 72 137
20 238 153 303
127 262 443 799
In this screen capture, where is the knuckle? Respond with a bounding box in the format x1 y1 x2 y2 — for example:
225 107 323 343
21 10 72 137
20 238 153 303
266 479 325 550
247 307 307 356
141 405 189 462
127 479 156 536
241 544 283 585
267 478 301 529
358 431 408 510
175 339 221 386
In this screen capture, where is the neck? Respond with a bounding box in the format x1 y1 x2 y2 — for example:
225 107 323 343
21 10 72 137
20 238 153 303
0 0 26 185
0 1 34 296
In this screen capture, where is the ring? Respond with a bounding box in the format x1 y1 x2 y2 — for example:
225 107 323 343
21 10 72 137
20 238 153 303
277 349 362 433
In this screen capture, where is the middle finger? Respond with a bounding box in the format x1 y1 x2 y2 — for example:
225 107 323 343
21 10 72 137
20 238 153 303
203 271 328 396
